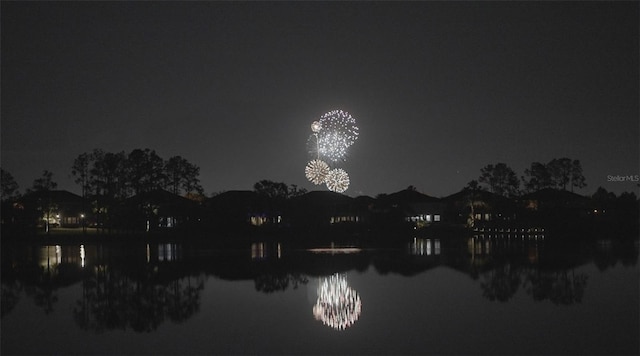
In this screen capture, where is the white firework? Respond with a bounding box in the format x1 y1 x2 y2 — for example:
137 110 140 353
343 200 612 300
325 168 350 193
312 274 362 331
305 159 330 185
317 131 349 162
317 110 359 162
311 120 322 133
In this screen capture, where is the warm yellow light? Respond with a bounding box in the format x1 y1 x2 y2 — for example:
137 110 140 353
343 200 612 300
311 120 322 133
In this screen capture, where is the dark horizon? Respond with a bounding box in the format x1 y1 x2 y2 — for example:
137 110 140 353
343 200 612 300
4 147 636 200
2 2 638 198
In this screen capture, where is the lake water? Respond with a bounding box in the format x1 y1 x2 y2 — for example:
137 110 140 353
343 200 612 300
2 236 638 355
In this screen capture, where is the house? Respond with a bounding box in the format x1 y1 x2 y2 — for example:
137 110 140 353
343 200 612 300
376 188 443 229
519 188 593 220
17 190 88 229
206 190 283 228
118 189 204 231
287 191 360 229
442 189 517 227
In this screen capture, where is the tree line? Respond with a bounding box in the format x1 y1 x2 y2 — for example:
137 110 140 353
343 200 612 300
0 155 629 205
468 158 587 197
1 148 203 202
72 148 203 199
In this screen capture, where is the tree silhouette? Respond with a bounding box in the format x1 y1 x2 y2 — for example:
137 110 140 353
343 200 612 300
28 170 58 233
127 149 165 195
254 180 289 199
287 184 308 198
569 159 586 192
547 158 572 190
90 150 128 231
478 163 520 197
71 153 91 200
30 170 58 192
463 180 484 227
71 153 92 232
1 167 20 202
164 156 203 196
546 157 586 191
522 162 552 193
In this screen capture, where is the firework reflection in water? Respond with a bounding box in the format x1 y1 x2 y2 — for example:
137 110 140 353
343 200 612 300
312 273 362 330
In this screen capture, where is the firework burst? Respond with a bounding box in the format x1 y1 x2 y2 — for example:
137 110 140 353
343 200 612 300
317 110 359 163
325 168 350 193
303 109 359 193
305 159 330 185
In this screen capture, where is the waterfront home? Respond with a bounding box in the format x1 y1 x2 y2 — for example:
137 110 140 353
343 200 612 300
442 189 517 227
119 189 204 231
15 190 87 229
376 188 444 228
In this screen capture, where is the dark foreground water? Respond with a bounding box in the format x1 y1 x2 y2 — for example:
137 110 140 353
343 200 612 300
2 236 639 355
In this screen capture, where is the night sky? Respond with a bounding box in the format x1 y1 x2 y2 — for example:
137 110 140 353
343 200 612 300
2 2 638 198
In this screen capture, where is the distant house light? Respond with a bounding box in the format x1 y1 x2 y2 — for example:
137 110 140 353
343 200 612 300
330 216 358 224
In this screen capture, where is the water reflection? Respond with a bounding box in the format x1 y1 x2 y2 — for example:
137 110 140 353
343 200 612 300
468 236 589 304
72 241 205 332
74 267 204 333
313 273 362 331
251 242 282 260
157 243 181 262
525 269 588 305
80 245 85 267
409 238 440 256
251 243 307 293
2 243 206 332
39 245 90 271
1 236 638 328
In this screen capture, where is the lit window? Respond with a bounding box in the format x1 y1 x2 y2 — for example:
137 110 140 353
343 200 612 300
434 215 440 222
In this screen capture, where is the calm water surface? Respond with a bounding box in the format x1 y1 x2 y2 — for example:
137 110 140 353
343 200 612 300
2 236 638 355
